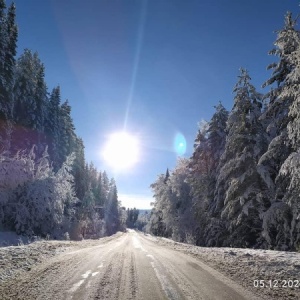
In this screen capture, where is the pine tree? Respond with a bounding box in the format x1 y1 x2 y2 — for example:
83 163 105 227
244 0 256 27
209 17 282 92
168 158 195 243
188 104 228 246
14 50 41 127
149 173 172 237
0 1 17 153
258 12 300 249
58 100 76 166
0 0 7 120
104 178 120 235
4 2 17 97
46 86 61 170
215 69 267 247
258 12 300 191
273 36 300 250
72 137 87 201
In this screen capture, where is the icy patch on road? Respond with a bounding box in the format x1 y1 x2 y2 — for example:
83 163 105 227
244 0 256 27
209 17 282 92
82 270 91 279
150 261 180 300
68 279 85 293
132 236 147 252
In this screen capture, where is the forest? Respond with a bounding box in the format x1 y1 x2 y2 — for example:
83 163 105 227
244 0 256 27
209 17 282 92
0 0 126 240
1 1 299 251
148 12 300 251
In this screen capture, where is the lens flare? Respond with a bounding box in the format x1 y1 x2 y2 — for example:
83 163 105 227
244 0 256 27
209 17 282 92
174 133 186 156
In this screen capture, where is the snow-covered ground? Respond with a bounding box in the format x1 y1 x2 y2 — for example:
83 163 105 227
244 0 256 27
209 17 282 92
0 232 123 282
148 235 300 300
0 231 299 299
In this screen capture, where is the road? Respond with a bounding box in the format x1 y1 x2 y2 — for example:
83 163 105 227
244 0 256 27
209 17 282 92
0 230 259 300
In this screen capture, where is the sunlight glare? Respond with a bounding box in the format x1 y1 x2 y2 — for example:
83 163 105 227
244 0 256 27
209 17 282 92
102 132 140 171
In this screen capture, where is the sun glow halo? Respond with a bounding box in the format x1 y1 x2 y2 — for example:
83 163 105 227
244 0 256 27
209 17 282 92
102 132 139 171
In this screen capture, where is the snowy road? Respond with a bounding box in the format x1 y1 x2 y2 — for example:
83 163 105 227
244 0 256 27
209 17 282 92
0 230 260 300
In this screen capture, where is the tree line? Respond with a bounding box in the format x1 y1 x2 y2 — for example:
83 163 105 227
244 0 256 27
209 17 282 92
0 0 125 239
148 12 300 251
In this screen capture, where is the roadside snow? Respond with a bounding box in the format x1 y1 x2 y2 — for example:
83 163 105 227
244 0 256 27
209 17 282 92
0 232 124 283
1 232 299 299
150 235 300 300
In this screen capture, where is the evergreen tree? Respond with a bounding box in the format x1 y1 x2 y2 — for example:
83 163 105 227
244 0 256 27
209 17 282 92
149 173 172 237
72 137 87 201
4 2 17 98
168 158 195 243
126 208 139 228
215 69 267 247
34 64 47 132
104 178 120 235
271 36 300 250
189 104 228 246
258 12 300 191
0 1 6 89
258 12 300 249
46 86 61 170
0 1 17 153
0 0 7 120
58 100 76 166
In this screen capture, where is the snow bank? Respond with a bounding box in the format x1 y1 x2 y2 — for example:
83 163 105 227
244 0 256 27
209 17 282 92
150 235 300 300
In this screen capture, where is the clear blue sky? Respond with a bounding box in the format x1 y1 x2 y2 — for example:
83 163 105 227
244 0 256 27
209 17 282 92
12 0 299 208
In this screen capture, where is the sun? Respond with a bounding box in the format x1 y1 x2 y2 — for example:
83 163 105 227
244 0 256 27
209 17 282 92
102 132 140 171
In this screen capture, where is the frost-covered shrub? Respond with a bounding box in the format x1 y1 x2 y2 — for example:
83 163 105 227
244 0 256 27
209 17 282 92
0 148 77 236
0 148 36 226
63 232 70 240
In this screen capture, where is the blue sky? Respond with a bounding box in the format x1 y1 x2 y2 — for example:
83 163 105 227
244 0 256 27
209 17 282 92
12 0 299 208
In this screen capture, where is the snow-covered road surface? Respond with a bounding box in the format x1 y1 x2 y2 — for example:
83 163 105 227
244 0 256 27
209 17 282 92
0 230 298 299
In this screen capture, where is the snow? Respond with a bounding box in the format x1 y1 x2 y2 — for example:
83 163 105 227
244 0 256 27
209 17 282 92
151 235 300 300
0 232 298 299
0 232 124 282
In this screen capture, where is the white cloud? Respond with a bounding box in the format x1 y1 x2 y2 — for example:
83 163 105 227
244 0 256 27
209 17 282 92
118 193 153 209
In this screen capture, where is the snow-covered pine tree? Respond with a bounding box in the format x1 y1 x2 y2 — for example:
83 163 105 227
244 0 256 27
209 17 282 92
258 12 300 249
258 12 300 193
148 173 169 237
188 121 212 244
168 158 196 243
215 69 267 247
273 37 300 250
191 104 228 246
207 103 229 176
